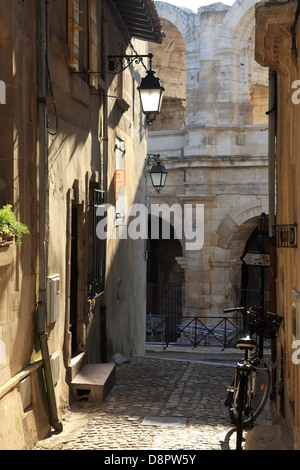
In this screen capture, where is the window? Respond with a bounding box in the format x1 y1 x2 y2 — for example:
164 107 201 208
67 0 99 89
67 0 81 72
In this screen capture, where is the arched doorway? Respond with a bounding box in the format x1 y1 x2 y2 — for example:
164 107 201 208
146 216 184 343
215 205 269 313
240 224 270 312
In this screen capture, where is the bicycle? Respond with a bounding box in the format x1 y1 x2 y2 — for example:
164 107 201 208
224 306 283 450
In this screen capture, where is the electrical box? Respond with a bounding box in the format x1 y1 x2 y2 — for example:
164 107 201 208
19 376 31 411
47 274 60 325
51 352 60 385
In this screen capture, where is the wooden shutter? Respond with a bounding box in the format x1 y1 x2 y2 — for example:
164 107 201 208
88 0 98 89
68 0 82 72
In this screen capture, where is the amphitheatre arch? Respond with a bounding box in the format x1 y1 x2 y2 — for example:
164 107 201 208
147 0 269 319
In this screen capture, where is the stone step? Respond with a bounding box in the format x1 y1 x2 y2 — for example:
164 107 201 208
70 363 116 403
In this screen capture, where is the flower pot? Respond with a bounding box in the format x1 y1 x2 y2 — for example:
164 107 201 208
0 242 14 266
0 234 14 247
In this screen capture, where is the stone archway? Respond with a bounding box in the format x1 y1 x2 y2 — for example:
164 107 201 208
146 214 184 342
213 200 269 311
149 16 187 131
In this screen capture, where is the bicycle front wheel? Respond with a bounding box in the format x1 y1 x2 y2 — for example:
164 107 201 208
236 373 247 450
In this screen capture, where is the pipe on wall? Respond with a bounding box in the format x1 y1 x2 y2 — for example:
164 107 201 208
267 67 277 396
37 0 62 433
268 68 276 237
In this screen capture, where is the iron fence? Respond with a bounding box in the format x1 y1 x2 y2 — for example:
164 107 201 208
146 315 246 349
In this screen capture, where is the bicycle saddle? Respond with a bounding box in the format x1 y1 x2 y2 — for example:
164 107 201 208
236 335 257 350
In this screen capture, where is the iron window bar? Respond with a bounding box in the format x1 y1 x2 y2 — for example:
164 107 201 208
89 189 106 299
272 223 298 248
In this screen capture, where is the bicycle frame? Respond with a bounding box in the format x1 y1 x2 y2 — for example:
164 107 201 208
232 351 253 418
224 306 281 450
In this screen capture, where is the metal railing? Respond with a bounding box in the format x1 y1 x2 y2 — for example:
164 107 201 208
146 315 246 349
273 223 297 248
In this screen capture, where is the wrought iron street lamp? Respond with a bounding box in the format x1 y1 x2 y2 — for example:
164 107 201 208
108 53 164 125
147 154 168 193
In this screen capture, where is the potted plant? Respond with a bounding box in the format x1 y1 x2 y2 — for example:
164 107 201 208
0 204 29 248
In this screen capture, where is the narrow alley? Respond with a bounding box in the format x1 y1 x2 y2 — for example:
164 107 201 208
34 351 276 452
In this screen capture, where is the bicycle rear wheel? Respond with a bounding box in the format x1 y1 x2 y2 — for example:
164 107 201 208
244 363 270 427
227 362 270 427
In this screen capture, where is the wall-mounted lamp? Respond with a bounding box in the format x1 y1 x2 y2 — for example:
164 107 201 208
147 154 168 193
108 53 164 125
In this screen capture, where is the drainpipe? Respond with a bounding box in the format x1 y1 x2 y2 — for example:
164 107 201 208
268 68 276 237
37 0 62 433
267 67 277 397
99 2 108 363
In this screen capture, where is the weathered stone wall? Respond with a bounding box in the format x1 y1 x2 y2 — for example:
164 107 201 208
0 0 48 449
0 0 150 449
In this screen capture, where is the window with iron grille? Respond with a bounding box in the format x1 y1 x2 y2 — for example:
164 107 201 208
88 188 106 298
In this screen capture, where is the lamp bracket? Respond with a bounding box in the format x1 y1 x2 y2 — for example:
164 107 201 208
147 154 161 165
108 53 153 74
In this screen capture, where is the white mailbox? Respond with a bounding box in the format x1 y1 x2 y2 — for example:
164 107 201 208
47 274 60 325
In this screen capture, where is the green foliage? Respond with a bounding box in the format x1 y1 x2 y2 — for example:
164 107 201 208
0 204 29 248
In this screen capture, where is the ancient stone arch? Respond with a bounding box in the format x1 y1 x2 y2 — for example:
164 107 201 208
216 199 268 251
149 16 187 130
155 2 199 53
212 199 269 308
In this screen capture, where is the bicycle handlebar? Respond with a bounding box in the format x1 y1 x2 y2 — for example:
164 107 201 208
224 306 283 330
223 307 245 313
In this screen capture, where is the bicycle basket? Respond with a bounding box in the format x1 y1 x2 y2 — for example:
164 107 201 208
246 308 277 339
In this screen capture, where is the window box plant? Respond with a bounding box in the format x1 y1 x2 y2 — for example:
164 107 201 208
0 204 29 248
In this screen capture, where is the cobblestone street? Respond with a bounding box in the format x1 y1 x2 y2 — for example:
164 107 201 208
34 351 276 451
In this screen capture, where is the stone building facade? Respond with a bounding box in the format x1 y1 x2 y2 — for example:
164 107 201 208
147 0 270 326
0 0 162 449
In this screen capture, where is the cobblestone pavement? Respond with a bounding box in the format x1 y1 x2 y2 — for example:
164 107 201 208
34 353 276 451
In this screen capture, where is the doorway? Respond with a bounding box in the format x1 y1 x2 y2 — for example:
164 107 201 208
146 216 184 343
241 226 270 312
70 205 79 357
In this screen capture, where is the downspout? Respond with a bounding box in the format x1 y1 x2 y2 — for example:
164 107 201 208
267 67 277 397
267 67 276 237
100 1 108 363
37 0 62 433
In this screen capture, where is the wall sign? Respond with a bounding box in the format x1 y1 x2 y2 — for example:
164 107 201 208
0 81 6 104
